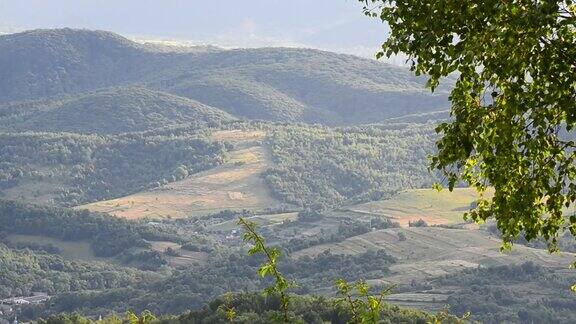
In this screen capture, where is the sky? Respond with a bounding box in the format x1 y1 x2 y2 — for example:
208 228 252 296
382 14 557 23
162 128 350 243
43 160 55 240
0 0 395 60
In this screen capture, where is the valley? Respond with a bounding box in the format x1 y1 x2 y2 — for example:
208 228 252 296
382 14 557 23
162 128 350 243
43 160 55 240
0 28 574 324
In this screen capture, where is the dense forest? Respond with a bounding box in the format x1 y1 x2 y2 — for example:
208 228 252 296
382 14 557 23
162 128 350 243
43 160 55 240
265 124 438 207
0 243 149 300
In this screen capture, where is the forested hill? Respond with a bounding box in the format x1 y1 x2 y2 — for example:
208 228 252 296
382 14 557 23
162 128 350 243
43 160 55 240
0 28 452 126
0 87 234 134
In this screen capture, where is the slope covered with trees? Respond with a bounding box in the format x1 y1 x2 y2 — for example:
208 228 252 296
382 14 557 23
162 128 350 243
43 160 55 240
0 29 154 102
0 128 229 205
0 87 234 134
264 123 438 208
0 28 451 126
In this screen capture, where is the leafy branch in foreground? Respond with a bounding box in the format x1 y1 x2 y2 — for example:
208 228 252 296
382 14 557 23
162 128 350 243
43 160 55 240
238 218 472 323
428 307 471 324
359 0 576 263
335 279 395 323
238 217 291 323
216 292 237 323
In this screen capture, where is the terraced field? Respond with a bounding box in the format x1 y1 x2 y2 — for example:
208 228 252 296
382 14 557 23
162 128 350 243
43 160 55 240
293 226 572 280
79 130 284 219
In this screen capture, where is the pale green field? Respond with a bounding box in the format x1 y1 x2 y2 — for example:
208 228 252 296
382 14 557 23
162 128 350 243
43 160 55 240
6 234 111 262
207 212 299 231
149 241 208 267
348 188 494 226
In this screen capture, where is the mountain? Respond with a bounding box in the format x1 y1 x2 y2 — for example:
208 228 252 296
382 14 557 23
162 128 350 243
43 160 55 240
0 29 155 102
154 47 453 124
0 28 452 126
0 87 234 134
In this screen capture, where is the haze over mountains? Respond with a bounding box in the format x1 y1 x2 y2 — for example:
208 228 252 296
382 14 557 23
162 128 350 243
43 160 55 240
0 0 387 58
0 28 450 128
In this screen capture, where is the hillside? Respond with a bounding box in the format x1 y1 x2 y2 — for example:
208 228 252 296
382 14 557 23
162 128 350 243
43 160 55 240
80 129 286 218
0 128 228 206
3 197 576 323
0 28 452 126
0 29 156 102
79 123 439 217
153 47 453 125
0 87 234 134
346 188 494 227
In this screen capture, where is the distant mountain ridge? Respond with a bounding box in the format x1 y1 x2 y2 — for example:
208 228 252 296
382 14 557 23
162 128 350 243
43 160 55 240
0 28 452 127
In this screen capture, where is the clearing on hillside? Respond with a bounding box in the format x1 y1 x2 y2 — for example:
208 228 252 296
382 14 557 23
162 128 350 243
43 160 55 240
206 212 299 232
5 234 113 263
149 241 209 268
347 188 494 227
78 129 284 219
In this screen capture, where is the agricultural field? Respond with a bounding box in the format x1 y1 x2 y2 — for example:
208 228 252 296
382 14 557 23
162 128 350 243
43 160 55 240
346 188 494 227
149 241 209 268
291 226 573 281
289 225 575 311
79 129 285 219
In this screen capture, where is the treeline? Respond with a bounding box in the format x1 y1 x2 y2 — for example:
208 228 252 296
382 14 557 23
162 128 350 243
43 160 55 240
38 292 432 324
0 200 147 257
0 243 147 299
31 249 395 318
0 128 229 205
264 124 438 208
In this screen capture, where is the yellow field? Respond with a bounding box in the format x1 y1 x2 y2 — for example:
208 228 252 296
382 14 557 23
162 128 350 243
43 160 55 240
348 188 494 227
79 129 283 219
211 129 266 142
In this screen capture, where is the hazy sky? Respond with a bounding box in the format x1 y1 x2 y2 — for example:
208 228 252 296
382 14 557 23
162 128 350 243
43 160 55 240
0 0 393 59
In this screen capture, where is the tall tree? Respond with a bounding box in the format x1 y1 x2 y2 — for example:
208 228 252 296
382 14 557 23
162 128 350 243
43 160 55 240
361 1 575 254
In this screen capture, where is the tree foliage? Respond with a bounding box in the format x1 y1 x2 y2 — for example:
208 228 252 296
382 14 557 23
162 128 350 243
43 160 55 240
362 1 576 257
238 217 291 323
0 128 228 205
265 124 438 208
